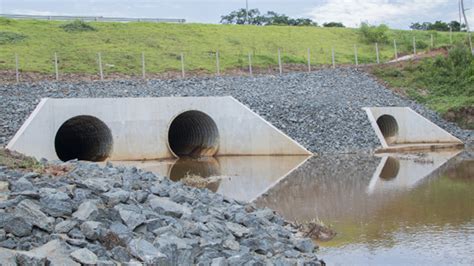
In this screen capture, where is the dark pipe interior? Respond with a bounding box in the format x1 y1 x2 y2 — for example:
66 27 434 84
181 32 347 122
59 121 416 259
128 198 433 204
54 115 113 162
376 114 399 144
168 110 219 157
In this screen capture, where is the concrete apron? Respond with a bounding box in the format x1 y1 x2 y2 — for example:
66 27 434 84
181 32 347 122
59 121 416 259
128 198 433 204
6 97 311 161
363 107 464 153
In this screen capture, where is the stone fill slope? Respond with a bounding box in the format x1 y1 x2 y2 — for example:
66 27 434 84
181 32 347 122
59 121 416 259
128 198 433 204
0 69 471 153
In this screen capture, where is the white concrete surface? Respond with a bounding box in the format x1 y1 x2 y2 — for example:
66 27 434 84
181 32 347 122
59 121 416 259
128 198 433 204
7 97 311 161
363 107 463 150
367 151 461 194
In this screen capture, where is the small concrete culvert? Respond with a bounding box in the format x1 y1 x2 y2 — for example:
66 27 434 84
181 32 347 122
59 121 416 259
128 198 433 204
54 115 113 162
376 114 399 144
168 110 219 157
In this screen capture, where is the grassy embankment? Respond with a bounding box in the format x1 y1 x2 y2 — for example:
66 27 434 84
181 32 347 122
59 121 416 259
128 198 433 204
0 17 468 75
371 44 474 129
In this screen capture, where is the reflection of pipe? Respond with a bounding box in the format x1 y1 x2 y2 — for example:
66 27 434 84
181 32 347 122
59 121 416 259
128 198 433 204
168 157 222 192
379 156 400 180
367 151 462 194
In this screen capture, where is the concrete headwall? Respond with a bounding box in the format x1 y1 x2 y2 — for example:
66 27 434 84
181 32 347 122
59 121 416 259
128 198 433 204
7 97 311 161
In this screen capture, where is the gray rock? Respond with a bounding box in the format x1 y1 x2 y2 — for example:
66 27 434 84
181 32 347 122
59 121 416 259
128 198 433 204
225 222 250 238
72 200 99 221
0 229 5 241
114 204 146 230
15 252 47 266
15 199 55 232
222 239 240 251
12 177 34 192
111 246 131 262
4 216 32 237
148 196 191 218
293 238 315 253
103 189 130 206
54 220 78 234
70 248 98 265
127 238 169 264
0 239 17 249
80 221 102 240
39 189 72 217
211 257 228 266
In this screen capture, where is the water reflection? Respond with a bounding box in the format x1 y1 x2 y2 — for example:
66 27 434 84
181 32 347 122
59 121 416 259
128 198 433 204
255 151 474 265
113 155 310 202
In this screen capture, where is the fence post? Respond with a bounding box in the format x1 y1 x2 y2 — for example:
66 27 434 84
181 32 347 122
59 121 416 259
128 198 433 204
469 32 474 56
180 52 185 78
307 48 311 72
331 47 335 68
449 28 453 44
97 52 104 81
277 48 282 74
393 39 398 60
141 52 146 79
248 52 253 76
354 44 358 66
430 34 434 49
413 36 416 55
15 53 19 83
216 50 220 76
54 52 59 81
375 42 380 64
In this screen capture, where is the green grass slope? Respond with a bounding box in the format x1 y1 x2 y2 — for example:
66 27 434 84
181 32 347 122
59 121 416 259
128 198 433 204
372 44 474 129
0 17 469 75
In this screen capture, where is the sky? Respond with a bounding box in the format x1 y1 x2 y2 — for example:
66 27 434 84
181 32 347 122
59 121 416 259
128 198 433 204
0 0 472 29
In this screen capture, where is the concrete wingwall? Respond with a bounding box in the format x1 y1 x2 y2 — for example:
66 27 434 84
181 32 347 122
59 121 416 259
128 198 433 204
7 97 311 161
363 107 463 150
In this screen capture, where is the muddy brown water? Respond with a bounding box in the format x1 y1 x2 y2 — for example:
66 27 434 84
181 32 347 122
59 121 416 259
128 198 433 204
114 151 474 265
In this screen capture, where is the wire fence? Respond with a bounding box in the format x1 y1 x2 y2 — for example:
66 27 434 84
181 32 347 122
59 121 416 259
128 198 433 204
1 32 473 83
0 14 185 23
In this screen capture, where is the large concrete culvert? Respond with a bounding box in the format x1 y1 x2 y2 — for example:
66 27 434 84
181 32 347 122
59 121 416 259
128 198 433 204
168 110 220 157
376 114 399 144
54 115 113 162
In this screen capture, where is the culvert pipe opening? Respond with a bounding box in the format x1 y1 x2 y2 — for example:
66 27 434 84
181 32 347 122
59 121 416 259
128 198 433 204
376 114 399 144
168 110 219 157
54 115 113 162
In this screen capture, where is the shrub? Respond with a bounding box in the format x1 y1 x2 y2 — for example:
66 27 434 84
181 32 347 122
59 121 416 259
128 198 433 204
359 23 389 44
0 31 27 45
60 20 97 32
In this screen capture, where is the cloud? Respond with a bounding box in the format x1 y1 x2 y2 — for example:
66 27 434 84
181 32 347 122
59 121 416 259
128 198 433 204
307 0 455 28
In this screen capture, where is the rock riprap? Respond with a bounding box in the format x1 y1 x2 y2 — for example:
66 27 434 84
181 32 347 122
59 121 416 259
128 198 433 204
0 160 323 265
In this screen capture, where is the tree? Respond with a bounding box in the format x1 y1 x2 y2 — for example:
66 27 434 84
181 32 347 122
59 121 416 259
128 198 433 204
322 22 345 28
410 21 465 32
220 8 317 26
220 8 264 25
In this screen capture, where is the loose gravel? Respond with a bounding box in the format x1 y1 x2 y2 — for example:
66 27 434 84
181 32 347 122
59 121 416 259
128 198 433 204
0 161 322 264
0 68 472 153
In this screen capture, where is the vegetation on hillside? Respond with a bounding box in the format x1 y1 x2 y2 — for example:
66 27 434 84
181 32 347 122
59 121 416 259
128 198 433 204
372 44 474 129
60 20 97 32
410 21 465 32
0 18 469 76
220 8 318 26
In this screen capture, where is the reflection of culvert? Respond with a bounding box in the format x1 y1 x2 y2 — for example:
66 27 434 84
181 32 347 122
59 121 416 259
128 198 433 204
168 110 219 157
169 157 221 181
379 156 400 180
376 115 399 144
54 115 113 162
169 157 221 192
